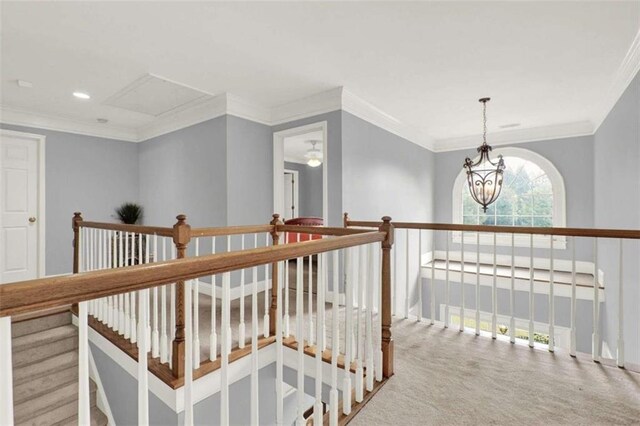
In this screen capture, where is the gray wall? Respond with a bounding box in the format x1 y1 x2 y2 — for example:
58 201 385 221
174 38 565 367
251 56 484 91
594 71 640 364
284 161 323 218
0 123 139 276
138 117 227 228
272 111 343 227
227 116 274 226
341 111 436 315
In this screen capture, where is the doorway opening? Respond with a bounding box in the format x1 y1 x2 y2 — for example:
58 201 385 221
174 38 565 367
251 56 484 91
273 122 327 225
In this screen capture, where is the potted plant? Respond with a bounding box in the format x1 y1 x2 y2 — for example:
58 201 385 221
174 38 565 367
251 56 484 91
113 202 146 265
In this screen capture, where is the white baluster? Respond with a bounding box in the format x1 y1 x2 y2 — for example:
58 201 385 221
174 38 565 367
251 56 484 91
475 232 480 336
330 250 340 426
445 231 450 328
150 236 159 358
343 247 353 415
355 246 365 403
0 316 14 425
492 233 497 340
592 238 601 362
617 239 624 368
170 245 176 366
405 229 410 319
276 260 284 425
78 301 90 425
184 280 193 426
122 232 130 336
161 238 168 364
239 235 246 349
460 231 465 332
264 233 270 338
193 239 200 365
430 230 435 325
393 242 397 317
89 229 94 317
138 289 149 425
418 229 423 322
145 235 151 348
210 237 217 361
365 245 374 392
221 273 230 426
528 234 534 347
315 252 326 423
251 255 260 426
284 235 290 338
549 235 555 352
308 254 314 346
510 234 516 344
296 255 305 425
570 236 577 356
322 237 327 351
375 247 383 383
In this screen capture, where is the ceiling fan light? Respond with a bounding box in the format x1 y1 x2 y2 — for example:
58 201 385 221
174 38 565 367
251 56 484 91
307 158 322 167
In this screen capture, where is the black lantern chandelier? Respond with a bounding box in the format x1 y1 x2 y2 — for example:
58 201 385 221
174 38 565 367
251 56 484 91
463 98 506 212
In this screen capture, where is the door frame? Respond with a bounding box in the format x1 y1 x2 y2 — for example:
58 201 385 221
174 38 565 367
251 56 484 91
273 121 328 225
0 129 46 279
283 169 300 220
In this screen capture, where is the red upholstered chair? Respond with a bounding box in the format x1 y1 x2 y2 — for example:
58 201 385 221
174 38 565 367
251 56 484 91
284 217 324 243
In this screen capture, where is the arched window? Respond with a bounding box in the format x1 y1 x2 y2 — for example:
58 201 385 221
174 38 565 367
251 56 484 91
452 147 566 247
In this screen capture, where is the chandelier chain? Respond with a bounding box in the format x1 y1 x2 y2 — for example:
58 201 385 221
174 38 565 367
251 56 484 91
483 100 487 145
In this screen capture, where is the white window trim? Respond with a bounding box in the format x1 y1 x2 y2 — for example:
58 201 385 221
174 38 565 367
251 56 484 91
452 147 567 249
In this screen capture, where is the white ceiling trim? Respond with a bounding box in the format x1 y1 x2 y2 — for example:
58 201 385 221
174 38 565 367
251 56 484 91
594 28 640 133
0 106 138 142
432 120 594 153
341 89 435 150
270 87 343 125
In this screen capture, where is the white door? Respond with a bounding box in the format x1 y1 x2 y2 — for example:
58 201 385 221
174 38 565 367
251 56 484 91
283 172 295 221
0 131 42 283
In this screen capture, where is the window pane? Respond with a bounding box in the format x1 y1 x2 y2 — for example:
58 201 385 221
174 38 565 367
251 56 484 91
459 155 556 228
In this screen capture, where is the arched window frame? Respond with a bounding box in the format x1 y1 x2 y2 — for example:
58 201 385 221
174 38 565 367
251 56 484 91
452 147 567 248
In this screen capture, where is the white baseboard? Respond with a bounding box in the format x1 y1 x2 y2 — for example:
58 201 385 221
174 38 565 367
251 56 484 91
88 343 116 426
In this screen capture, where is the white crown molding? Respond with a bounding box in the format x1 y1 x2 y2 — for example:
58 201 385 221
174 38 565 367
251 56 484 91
270 87 343 125
225 93 272 125
432 120 594 153
136 94 227 141
594 28 640 133
341 89 435 150
0 106 139 142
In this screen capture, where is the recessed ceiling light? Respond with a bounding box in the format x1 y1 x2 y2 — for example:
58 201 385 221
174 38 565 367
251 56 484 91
499 123 521 129
96 118 109 124
17 80 33 88
73 91 91 100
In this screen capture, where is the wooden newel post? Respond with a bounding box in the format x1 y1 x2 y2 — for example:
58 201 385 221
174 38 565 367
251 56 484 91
343 212 349 228
172 214 191 378
72 212 83 274
269 214 283 335
379 216 394 378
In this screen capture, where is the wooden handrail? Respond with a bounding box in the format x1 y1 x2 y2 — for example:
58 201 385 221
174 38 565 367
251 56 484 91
190 224 274 238
0 230 386 318
345 218 640 240
78 220 174 237
276 225 372 236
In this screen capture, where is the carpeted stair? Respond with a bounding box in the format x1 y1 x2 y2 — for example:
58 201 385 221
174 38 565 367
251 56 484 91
11 311 108 426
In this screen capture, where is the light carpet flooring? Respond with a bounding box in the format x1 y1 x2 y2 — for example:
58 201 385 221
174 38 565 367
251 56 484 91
351 319 640 425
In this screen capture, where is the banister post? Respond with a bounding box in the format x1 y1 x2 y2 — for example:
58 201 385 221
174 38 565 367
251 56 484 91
343 212 349 228
379 216 394 378
269 214 283 335
72 212 83 274
172 214 191 379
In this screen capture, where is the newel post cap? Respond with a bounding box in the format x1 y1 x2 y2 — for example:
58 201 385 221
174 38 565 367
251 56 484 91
173 214 191 245
343 212 350 228
72 212 83 229
379 216 394 248
270 213 283 238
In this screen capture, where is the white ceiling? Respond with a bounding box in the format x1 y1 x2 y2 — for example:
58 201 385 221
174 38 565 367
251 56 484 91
284 130 324 164
1 2 639 147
